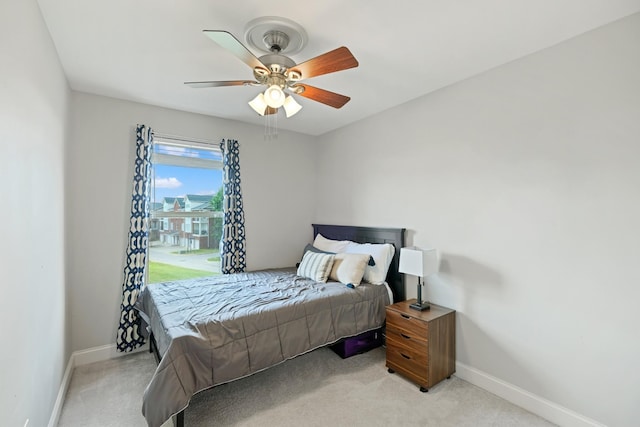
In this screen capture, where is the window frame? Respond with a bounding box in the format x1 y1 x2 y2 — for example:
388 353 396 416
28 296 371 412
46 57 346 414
146 135 224 284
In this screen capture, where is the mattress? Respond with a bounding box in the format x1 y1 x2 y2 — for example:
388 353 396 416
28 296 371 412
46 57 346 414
135 267 390 427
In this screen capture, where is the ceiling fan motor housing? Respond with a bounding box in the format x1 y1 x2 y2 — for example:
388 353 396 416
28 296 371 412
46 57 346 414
254 53 301 87
258 53 295 73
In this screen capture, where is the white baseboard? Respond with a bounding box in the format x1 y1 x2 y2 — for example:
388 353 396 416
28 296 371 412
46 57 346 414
47 354 74 427
73 343 146 366
47 343 148 426
455 362 605 427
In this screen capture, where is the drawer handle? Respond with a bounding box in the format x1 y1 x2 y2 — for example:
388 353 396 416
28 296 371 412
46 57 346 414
401 353 411 360
401 333 411 340
401 314 411 319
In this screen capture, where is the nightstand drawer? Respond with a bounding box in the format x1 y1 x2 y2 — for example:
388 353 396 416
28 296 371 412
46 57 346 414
386 340 428 382
386 326 427 350
386 309 428 336
386 333 428 361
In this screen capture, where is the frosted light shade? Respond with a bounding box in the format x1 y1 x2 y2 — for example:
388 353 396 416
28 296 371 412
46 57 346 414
248 93 268 116
399 247 438 278
283 95 302 117
264 85 285 108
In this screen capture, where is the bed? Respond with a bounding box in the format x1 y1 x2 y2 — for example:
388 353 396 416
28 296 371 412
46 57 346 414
135 224 406 427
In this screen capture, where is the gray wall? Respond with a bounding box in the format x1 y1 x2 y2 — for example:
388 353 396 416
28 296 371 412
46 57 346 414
314 13 640 427
0 1 70 426
66 92 317 352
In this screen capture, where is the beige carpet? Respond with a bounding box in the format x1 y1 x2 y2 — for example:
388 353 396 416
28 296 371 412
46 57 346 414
58 346 555 426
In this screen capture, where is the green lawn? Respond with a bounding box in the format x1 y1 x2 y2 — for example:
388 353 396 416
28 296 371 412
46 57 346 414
148 261 217 283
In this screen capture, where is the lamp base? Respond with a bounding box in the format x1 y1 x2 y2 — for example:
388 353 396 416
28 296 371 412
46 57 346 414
410 300 431 311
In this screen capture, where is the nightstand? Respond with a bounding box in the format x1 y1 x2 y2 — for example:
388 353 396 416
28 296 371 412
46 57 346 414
385 300 456 392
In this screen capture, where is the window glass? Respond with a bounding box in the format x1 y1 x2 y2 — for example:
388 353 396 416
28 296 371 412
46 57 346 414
147 139 223 284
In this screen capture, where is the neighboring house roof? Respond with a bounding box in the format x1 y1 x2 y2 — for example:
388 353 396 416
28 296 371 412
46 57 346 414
161 196 216 212
190 202 212 211
163 196 185 204
185 194 213 203
150 202 163 212
162 197 185 211
185 194 214 211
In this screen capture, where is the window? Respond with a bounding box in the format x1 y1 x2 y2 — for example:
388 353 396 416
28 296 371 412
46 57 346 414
147 136 224 284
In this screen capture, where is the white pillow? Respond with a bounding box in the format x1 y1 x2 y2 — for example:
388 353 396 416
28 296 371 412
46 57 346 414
297 251 335 283
329 253 370 286
344 242 395 285
313 233 350 253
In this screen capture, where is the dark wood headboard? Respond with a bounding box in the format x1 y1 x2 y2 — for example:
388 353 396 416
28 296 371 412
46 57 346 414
312 224 406 302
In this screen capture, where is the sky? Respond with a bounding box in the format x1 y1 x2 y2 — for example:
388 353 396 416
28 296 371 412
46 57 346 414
151 142 224 203
151 164 223 203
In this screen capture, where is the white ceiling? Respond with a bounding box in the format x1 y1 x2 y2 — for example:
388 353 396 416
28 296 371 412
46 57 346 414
37 0 640 136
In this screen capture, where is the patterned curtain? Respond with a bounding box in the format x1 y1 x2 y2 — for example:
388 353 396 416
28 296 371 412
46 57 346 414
116 125 153 352
220 138 246 273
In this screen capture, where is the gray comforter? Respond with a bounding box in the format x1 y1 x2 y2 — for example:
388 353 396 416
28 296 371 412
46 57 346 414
135 268 390 427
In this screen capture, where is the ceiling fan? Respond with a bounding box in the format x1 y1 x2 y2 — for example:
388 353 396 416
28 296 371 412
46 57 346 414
185 19 359 118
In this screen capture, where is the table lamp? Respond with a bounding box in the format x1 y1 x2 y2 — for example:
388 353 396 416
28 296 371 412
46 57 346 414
398 247 439 311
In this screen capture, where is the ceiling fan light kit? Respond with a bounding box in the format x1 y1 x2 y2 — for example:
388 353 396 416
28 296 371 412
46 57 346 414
283 95 302 118
248 93 268 116
249 92 301 118
185 16 359 124
264 85 285 108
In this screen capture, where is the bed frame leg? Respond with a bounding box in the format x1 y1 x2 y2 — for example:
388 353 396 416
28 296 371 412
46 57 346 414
174 410 184 427
149 332 161 364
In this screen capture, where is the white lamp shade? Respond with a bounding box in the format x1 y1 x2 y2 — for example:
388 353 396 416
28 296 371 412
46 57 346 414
248 93 268 116
399 247 439 278
264 85 285 108
283 95 302 117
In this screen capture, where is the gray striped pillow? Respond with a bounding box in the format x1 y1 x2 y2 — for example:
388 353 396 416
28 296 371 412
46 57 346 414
297 251 335 282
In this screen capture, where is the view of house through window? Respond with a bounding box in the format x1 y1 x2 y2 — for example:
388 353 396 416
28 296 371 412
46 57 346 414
148 137 223 284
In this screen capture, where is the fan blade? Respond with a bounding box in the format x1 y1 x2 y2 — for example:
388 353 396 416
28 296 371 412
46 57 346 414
293 84 351 109
185 80 258 88
265 107 278 115
290 47 358 80
203 30 268 72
